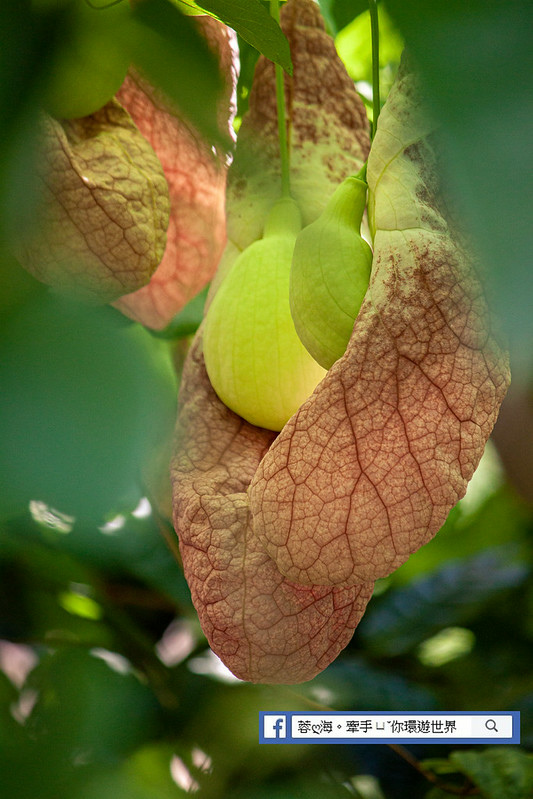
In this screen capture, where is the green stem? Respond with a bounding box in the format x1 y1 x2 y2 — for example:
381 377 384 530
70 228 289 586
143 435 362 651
355 162 368 183
270 0 291 197
369 0 380 137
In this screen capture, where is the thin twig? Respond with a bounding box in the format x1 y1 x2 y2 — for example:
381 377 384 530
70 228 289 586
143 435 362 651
270 0 291 197
388 743 480 796
368 0 381 137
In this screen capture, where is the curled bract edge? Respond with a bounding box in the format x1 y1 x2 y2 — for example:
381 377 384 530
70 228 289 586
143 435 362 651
173 337 374 683
114 16 238 329
13 101 170 304
171 0 373 684
251 64 511 586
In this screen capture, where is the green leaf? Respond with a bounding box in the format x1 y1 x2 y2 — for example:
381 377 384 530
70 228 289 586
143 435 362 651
335 6 403 89
130 0 227 147
318 0 370 35
450 748 533 799
303 658 439 710
383 0 533 378
359 548 529 656
0 293 177 524
156 285 208 339
26 648 160 761
199 0 292 73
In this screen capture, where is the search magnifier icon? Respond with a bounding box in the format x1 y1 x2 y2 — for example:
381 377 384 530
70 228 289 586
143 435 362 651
485 719 499 732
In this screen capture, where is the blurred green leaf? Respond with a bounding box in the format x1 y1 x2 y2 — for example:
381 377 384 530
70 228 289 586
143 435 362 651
199 0 292 73
0 669 24 752
0 292 176 524
157 285 208 339
450 748 533 799
0 251 44 319
0 2 62 242
40 0 132 119
335 5 403 96
130 0 227 147
391 485 531 586
26 647 160 761
383 0 533 378
302 658 439 711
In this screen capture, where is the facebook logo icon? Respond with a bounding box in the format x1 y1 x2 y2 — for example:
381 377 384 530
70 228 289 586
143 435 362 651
263 715 287 739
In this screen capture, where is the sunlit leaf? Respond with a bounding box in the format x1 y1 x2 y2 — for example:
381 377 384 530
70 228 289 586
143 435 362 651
318 0 370 35
197 0 292 73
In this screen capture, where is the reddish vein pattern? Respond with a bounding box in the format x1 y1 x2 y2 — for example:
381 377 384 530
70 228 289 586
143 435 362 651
114 17 238 329
250 68 511 586
171 0 374 683
225 0 370 250
14 102 170 303
173 337 373 683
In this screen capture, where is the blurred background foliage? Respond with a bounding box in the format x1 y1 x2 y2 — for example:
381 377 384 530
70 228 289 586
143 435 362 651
0 1 532 798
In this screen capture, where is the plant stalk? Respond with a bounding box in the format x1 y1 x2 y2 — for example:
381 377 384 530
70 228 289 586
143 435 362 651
369 0 380 137
270 0 291 197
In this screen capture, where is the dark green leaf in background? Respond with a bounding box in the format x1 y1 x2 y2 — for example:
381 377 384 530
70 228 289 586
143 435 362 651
26 648 160 761
450 748 533 799
302 659 439 711
0 1 64 242
358 548 529 657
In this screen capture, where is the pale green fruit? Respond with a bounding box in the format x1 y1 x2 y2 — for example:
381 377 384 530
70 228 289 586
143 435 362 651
43 0 131 120
290 175 373 370
203 197 327 432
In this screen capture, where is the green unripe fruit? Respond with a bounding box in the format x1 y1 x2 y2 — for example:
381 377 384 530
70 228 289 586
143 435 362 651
43 0 131 120
290 175 373 370
203 197 326 432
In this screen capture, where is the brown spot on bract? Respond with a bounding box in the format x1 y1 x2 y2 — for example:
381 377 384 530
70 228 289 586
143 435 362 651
226 0 370 250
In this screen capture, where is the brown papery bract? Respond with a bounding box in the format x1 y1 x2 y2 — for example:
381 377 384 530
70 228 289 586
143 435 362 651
171 0 373 684
13 102 170 303
251 65 511 586
113 16 238 329
173 337 373 683
225 0 371 252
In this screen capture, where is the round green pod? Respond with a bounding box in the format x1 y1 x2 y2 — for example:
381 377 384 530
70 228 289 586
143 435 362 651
290 175 373 370
42 0 131 120
203 197 326 432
